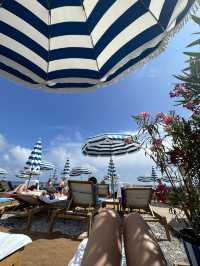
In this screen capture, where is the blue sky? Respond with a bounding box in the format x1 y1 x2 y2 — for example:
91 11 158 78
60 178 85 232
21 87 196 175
0 17 198 183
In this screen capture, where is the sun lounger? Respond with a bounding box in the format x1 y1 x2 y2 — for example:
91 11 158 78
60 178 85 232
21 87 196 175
0 232 32 266
121 187 171 241
48 181 100 235
121 187 153 212
0 180 13 192
0 192 47 231
0 197 19 218
97 183 110 198
1 191 68 231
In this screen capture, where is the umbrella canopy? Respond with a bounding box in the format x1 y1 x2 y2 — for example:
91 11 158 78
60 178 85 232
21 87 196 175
24 139 42 175
61 158 70 179
137 166 158 183
161 176 181 183
70 167 92 177
40 160 55 171
137 176 155 183
16 170 29 179
0 1 197 92
82 133 140 157
0 168 8 175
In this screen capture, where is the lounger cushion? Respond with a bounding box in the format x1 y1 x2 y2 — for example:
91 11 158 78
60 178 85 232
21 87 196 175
0 232 32 261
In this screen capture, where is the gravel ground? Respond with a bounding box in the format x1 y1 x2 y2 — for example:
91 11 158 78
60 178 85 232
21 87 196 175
0 213 188 265
147 220 188 266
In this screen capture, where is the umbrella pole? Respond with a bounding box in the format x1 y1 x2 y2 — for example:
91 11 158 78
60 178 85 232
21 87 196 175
27 173 32 188
111 175 115 200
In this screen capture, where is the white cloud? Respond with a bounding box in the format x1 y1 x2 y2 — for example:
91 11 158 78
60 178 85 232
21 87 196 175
9 146 31 165
0 134 7 150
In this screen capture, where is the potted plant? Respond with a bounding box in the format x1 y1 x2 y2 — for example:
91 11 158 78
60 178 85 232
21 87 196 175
133 15 200 266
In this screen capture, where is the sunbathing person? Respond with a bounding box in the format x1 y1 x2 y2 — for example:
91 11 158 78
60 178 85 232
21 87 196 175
39 191 67 204
71 209 167 266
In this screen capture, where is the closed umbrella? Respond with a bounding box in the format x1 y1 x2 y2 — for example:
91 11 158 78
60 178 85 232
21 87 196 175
51 168 58 184
106 158 118 196
61 158 70 179
0 1 197 92
24 139 42 186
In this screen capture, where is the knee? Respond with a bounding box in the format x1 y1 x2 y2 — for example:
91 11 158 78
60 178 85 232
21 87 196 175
124 212 144 229
94 209 120 225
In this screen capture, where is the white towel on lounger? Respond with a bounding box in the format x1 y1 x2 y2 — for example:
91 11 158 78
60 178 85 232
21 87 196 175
39 194 67 204
68 239 126 266
0 232 32 260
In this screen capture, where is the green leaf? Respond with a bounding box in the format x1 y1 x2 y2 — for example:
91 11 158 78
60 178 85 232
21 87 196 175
184 52 200 57
192 15 200 26
187 39 200 48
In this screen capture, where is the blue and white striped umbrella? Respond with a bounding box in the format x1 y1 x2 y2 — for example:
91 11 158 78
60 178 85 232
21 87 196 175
0 168 8 175
82 133 140 157
16 170 29 179
24 139 42 175
51 168 58 183
0 1 197 92
61 158 70 178
107 158 117 179
106 158 118 195
40 160 55 171
70 167 92 177
137 166 158 183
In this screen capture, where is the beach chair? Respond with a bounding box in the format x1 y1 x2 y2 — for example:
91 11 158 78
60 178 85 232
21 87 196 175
121 187 153 213
121 187 171 241
48 181 100 235
0 180 13 192
0 192 47 231
0 232 32 266
97 183 110 198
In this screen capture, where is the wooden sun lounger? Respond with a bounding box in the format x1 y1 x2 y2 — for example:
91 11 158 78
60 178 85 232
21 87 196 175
0 232 32 266
48 181 100 235
0 193 68 232
97 183 110 198
121 187 171 241
0 193 47 231
0 248 24 266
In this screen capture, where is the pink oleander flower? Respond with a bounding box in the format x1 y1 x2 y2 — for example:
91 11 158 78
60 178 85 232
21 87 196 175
153 138 162 149
156 112 165 121
192 110 200 118
163 115 173 125
138 112 150 120
169 91 177 98
174 83 187 93
183 101 195 110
